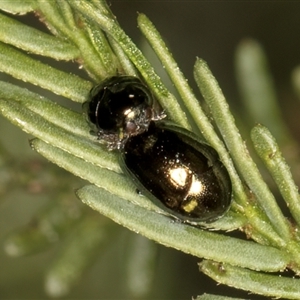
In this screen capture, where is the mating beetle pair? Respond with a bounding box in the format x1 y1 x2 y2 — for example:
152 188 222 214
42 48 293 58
83 76 232 224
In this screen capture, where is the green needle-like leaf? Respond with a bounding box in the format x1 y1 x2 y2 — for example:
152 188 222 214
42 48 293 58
107 35 138 76
37 0 114 80
0 42 92 102
77 185 290 273
0 98 120 172
0 82 87 136
30 138 159 213
200 260 300 299
0 0 37 15
82 15 119 76
196 294 248 300
194 58 291 242
0 12 80 60
251 124 300 226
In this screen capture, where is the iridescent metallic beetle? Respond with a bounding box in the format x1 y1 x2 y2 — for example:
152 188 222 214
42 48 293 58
83 76 232 223
83 76 164 150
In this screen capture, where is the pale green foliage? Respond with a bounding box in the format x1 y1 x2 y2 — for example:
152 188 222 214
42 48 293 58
0 1 300 299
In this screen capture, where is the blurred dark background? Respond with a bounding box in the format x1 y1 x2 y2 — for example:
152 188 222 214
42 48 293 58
1 2 300 299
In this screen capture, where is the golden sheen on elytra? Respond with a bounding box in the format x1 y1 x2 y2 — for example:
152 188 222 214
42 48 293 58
83 76 232 224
